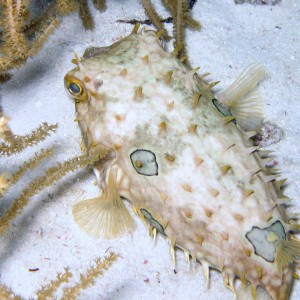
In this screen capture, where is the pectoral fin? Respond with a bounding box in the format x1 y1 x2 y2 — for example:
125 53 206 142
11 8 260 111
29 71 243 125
216 63 267 131
72 170 135 238
275 237 300 274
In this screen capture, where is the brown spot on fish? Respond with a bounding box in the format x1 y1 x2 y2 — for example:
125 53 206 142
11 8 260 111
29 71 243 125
195 234 204 245
188 124 197 133
165 153 175 162
194 157 203 166
164 70 173 84
204 208 212 218
184 209 193 218
182 183 192 192
143 55 149 63
221 232 229 241
134 86 143 100
159 121 167 131
120 68 127 76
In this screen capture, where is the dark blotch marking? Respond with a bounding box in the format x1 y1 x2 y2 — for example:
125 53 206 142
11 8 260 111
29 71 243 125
140 208 165 235
212 99 232 118
246 220 286 262
130 149 158 176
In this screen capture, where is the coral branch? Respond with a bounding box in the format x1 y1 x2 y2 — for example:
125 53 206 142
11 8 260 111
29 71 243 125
0 115 10 139
184 14 201 30
161 0 200 63
173 0 186 58
93 0 107 11
11 148 54 185
55 0 79 16
36 268 73 300
1 253 118 299
35 252 118 299
0 173 12 197
0 146 109 234
78 0 95 30
0 283 23 300
0 0 29 59
0 123 58 156
141 0 168 38
61 252 119 299
0 0 97 74
27 16 61 57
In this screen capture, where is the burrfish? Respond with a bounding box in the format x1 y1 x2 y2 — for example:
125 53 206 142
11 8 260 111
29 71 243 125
64 27 300 300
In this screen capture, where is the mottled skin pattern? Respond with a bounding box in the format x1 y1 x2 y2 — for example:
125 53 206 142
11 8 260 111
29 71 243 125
65 30 295 299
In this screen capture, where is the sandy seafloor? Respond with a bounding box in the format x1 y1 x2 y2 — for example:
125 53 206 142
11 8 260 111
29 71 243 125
0 0 299 299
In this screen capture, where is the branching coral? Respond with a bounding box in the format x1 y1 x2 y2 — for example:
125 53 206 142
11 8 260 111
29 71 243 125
0 108 111 233
36 268 73 300
0 0 200 78
0 115 11 139
141 0 169 39
60 252 119 299
0 173 11 196
0 116 111 298
10 148 54 185
0 115 115 297
92 0 107 11
141 0 200 61
0 0 107 77
0 252 118 299
0 122 58 156
0 283 22 300
0 115 58 199
0 118 109 234
0 0 61 74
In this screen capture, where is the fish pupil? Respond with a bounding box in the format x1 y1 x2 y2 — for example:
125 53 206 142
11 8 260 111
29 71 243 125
69 82 81 94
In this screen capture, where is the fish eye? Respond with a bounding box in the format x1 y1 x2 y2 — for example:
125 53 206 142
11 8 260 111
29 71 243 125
69 82 82 95
64 74 88 101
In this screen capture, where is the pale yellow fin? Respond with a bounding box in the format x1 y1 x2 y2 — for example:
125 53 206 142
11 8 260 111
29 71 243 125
72 172 135 239
216 63 267 131
218 63 267 103
230 89 264 131
236 284 271 300
276 238 300 273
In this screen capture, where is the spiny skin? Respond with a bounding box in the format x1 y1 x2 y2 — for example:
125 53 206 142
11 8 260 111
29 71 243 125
65 30 295 299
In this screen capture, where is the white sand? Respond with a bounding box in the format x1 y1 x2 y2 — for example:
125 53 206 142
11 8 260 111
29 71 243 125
0 0 299 299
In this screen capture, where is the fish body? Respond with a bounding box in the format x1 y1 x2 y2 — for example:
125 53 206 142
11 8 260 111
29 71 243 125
64 29 299 299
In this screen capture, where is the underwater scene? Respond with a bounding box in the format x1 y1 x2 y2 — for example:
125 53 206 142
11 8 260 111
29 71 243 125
1 0 299 299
